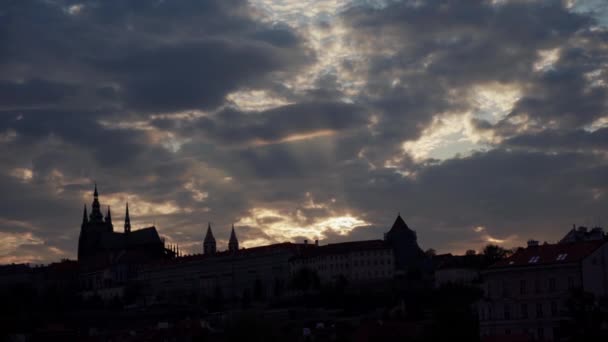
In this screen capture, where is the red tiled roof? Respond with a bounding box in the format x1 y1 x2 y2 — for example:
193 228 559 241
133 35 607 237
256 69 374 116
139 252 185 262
491 239 606 268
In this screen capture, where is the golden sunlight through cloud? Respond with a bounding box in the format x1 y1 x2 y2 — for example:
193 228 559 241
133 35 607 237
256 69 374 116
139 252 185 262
236 207 369 245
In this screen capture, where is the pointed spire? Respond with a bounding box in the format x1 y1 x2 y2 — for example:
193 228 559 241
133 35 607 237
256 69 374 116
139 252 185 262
229 223 239 253
124 202 131 233
89 184 104 223
81 204 89 228
177 244 180 257
105 206 112 224
204 222 216 255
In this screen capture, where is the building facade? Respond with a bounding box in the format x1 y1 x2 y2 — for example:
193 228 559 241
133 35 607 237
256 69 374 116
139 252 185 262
289 240 395 284
140 240 311 305
478 237 608 341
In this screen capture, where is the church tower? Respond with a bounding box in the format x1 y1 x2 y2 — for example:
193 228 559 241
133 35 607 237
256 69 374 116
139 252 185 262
105 206 113 230
124 203 131 234
78 185 114 260
89 184 104 224
228 224 239 253
203 223 216 255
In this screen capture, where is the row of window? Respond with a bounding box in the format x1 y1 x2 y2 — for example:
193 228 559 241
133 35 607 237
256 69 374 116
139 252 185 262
480 301 560 321
303 258 393 271
483 326 554 340
488 276 576 297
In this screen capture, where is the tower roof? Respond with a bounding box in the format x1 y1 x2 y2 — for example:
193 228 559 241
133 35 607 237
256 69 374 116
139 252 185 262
124 202 131 233
229 224 238 243
386 213 418 242
390 214 411 232
89 184 104 223
204 223 215 243
81 204 89 226
106 206 112 224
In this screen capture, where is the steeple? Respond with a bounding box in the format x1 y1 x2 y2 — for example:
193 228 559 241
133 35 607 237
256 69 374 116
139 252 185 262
89 183 104 223
105 206 112 224
124 202 131 233
81 204 89 228
228 224 239 253
203 223 216 255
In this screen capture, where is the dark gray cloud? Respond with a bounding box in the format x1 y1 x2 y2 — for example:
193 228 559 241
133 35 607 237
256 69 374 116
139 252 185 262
1 0 608 263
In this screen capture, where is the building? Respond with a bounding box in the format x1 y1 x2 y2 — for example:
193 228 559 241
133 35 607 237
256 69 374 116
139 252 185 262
384 214 427 274
433 253 482 288
560 225 605 244
289 240 395 285
78 185 170 262
140 225 312 305
478 235 608 341
77 185 175 299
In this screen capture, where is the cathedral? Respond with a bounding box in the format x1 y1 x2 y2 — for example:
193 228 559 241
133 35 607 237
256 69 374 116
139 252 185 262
77 185 168 262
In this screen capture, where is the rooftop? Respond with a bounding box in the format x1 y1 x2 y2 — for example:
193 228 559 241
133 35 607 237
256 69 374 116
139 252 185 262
491 239 606 269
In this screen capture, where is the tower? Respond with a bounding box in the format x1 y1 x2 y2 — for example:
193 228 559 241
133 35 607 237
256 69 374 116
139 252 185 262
228 224 239 253
385 214 424 270
124 203 131 234
78 185 114 260
89 184 104 223
204 223 216 255
105 206 113 230
81 204 88 229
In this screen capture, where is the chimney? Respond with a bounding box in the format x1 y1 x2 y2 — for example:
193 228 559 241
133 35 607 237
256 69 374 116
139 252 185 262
527 240 539 247
315 239 319 246
304 239 308 245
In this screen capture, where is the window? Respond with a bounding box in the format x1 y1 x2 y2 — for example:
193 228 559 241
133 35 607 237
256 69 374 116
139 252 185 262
568 276 575 289
521 303 528 319
529 256 540 263
520 279 526 295
536 303 543 318
556 253 568 261
549 278 556 292
535 279 541 293
504 304 511 320
502 280 510 297
551 301 558 317
537 327 544 339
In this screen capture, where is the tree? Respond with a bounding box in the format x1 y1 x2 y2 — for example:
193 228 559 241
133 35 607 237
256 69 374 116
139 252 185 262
465 249 476 256
482 244 511 266
425 248 437 257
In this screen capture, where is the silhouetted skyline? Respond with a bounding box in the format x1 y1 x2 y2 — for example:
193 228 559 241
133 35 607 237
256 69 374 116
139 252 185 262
1 0 608 265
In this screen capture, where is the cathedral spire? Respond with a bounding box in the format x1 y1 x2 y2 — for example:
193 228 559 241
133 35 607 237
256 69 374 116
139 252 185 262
229 224 239 253
89 184 104 223
105 206 112 224
204 223 216 255
124 202 131 233
81 204 89 228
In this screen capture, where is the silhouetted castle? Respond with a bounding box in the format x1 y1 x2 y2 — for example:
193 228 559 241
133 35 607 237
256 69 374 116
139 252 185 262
77 185 167 262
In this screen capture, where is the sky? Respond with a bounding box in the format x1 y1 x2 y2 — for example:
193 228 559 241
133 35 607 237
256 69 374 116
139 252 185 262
1 0 608 264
